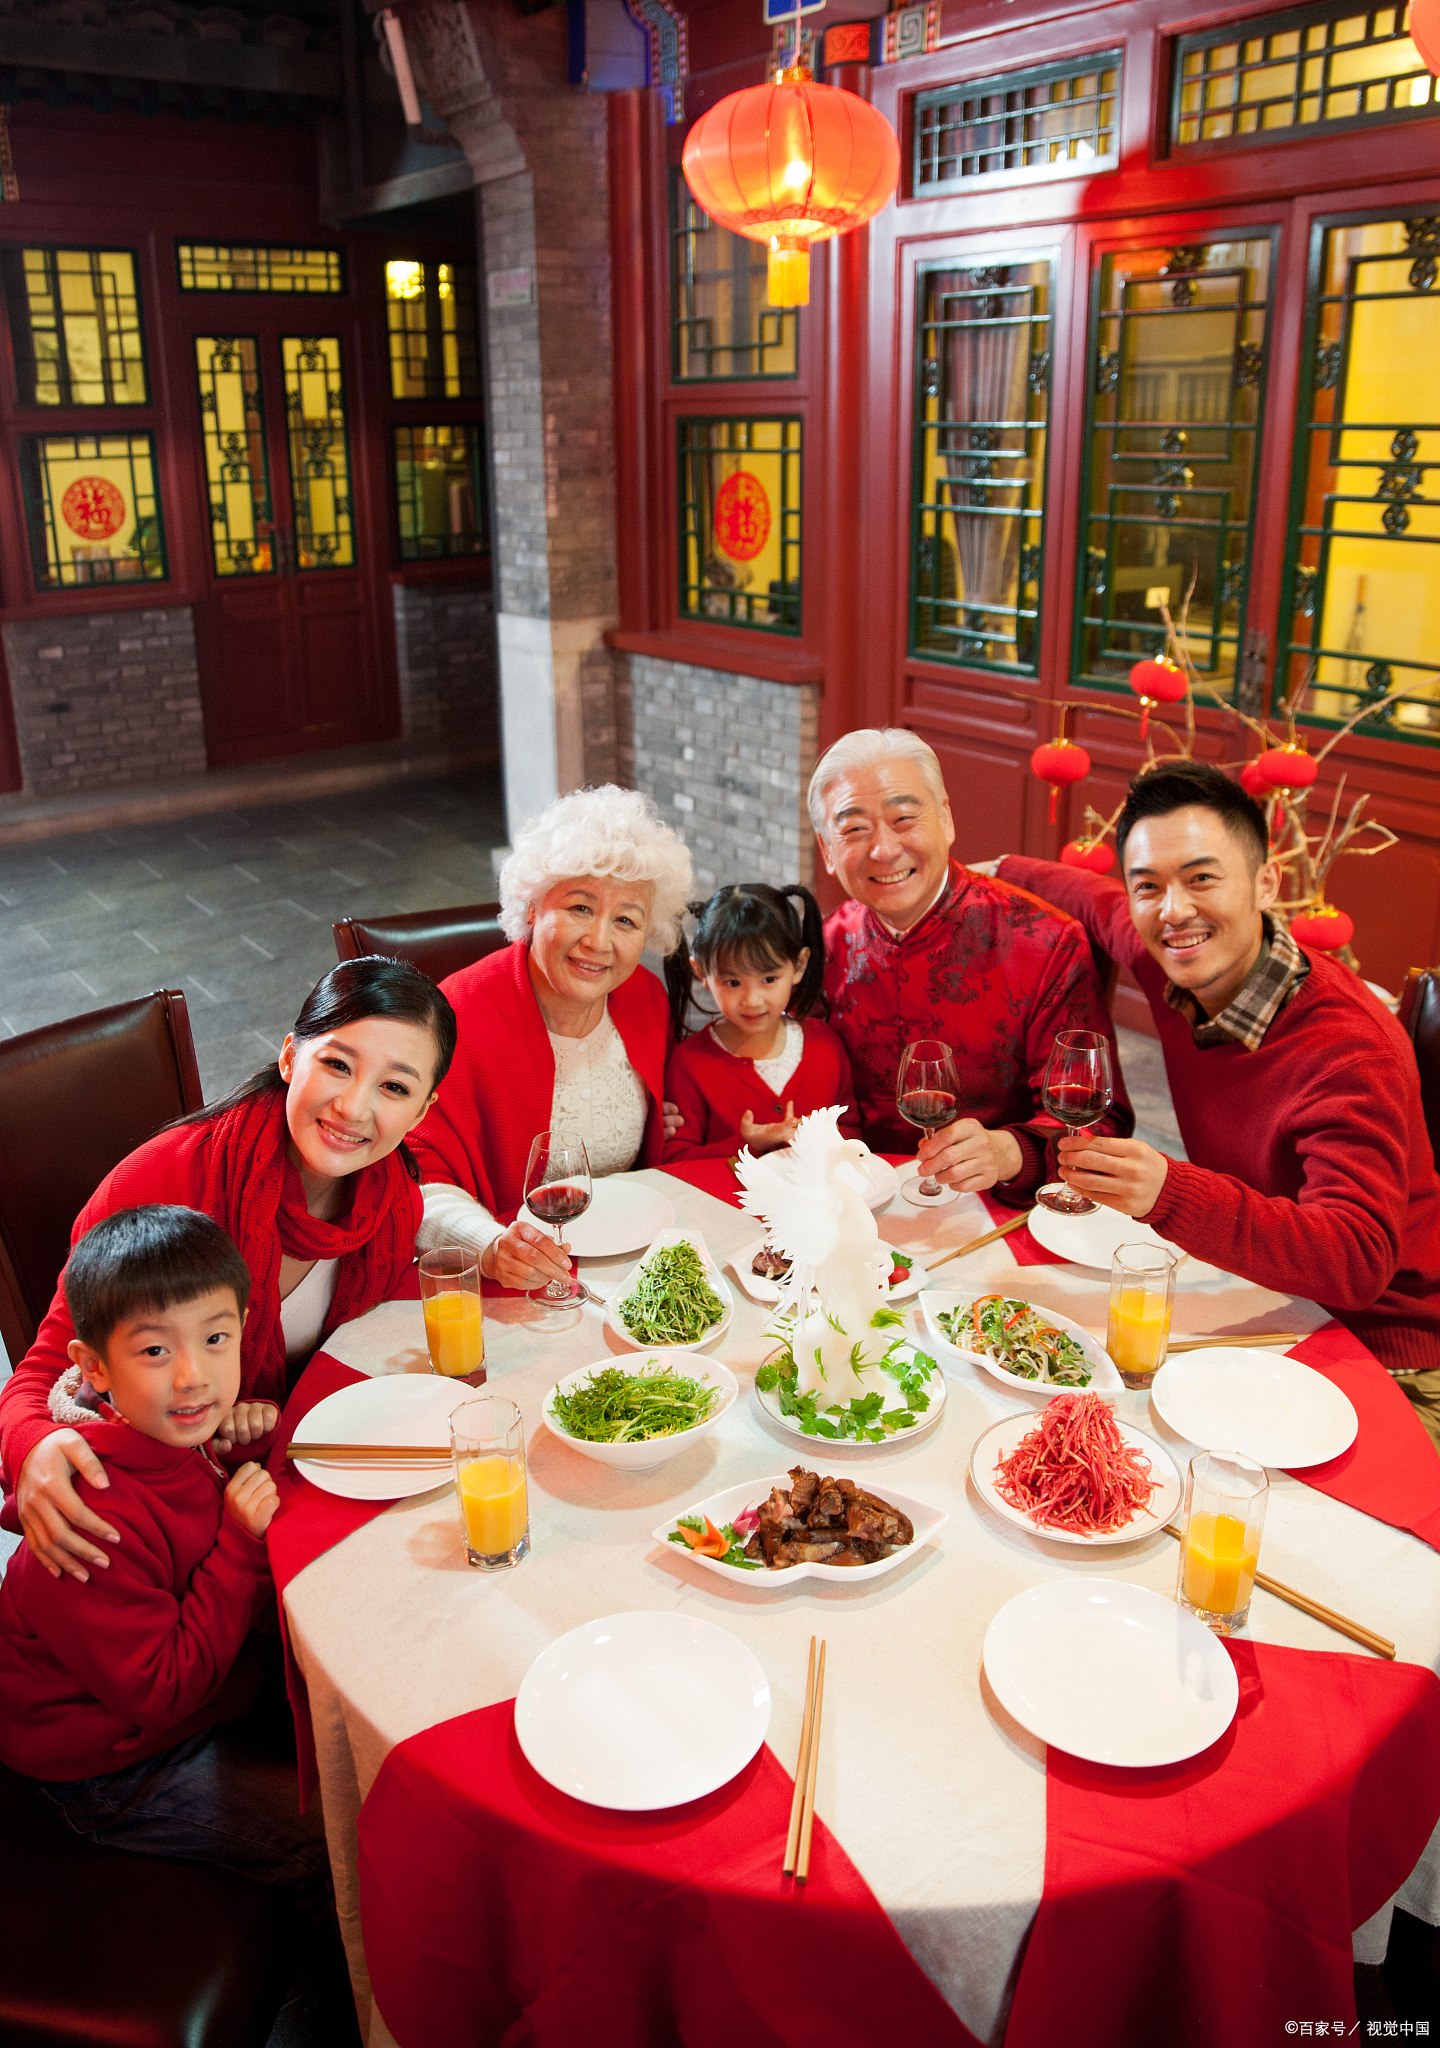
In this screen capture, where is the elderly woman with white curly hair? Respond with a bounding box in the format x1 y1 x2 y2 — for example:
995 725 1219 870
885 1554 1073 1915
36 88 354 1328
410 785 695 1290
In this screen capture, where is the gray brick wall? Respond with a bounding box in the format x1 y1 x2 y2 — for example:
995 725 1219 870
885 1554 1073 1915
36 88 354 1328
480 170 550 622
627 654 819 893
391 582 499 748
4 605 206 796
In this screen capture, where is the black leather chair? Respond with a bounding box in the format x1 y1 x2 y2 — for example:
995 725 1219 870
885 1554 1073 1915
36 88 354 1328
1399 966 1440 1168
0 991 204 1361
332 902 509 984
0 1760 288 2048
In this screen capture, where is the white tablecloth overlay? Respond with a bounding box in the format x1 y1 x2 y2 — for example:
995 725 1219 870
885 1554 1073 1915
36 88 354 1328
282 1169 1440 2048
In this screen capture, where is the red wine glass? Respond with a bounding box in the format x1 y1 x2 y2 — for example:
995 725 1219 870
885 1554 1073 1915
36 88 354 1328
896 1038 963 1208
1036 1031 1114 1216
523 1132 592 1324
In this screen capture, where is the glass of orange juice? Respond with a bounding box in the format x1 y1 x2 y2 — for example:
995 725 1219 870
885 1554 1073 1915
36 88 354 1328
1106 1243 1178 1388
451 1395 529 1571
1177 1450 1268 1634
419 1247 486 1387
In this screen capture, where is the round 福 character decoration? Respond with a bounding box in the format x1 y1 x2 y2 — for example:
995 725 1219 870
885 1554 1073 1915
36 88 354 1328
712 470 771 564
60 475 127 541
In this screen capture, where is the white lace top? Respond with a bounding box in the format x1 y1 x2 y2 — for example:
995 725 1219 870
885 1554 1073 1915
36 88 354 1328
418 1004 649 1259
278 1258 338 1363
711 1016 805 1095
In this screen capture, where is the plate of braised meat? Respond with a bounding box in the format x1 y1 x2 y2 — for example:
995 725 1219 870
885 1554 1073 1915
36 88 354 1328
654 1465 946 1586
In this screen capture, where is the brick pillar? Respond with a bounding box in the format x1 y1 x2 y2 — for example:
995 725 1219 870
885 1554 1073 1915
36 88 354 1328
401 0 623 836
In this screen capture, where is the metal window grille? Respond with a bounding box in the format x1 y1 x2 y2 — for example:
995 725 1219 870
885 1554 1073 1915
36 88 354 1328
1 247 147 406
913 54 1120 191
385 260 482 401
19 429 167 588
281 336 355 570
1074 235 1275 702
194 336 274 578
678 417 802 633
911 258 1053 672
1281 214 1439 740
176 243 345 294
1171 0 1435 150
394 424 485 560
671 175 798 381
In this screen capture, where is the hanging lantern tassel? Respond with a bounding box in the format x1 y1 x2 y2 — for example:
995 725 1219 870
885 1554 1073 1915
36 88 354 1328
1288 903 1355 952
768 236 809 308
1031 739 1091 825
1127 657 1187 742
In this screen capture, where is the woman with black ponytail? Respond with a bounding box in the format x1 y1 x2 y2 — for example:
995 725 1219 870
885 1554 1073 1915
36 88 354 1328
661 883 860 1163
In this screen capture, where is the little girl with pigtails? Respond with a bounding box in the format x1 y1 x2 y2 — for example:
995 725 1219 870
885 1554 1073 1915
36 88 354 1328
661 883 861 1163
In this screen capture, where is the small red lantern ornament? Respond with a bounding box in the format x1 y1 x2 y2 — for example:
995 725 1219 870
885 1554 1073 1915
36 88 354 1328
1031 738 1091 825
1239 757 1270 798
1060 837 1115 874
681 66 900 308
1252 742 1318 793
1126 657 1187 741
1410 0 1440 73
1289 904 1355 952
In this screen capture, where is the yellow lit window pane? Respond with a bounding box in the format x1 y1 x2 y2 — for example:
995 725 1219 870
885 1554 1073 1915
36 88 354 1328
194 335 273 577
6 247 147 406
281 335 354 570
679 416 802 632
22 430 166 588
177 243 344 294
385 257 481 399
393 423 484 560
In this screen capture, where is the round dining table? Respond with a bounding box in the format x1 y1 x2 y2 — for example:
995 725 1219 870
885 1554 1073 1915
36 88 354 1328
277 1166 1440 2048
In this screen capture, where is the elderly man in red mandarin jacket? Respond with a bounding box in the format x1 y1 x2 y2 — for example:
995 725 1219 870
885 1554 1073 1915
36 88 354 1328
811 728 1133 1203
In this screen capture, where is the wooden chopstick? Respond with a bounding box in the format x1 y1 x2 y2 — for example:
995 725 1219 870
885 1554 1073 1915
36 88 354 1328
796 1640 827 1882
925 1212 1032 1272
286 1442 451 1463
1162 1524 1395 1659
782 1636 816 1876
1166 1333 1302 1353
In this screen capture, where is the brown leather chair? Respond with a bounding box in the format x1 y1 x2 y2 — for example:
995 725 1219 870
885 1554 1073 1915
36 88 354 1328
332 902 509 984
1399 966 1440 1168
0 990 204 1361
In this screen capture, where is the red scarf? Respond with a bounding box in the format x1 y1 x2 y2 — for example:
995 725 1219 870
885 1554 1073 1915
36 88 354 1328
202 1091 417 1405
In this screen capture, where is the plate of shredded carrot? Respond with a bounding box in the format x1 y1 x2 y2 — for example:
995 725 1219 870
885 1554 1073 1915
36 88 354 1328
969 1391 1181 1544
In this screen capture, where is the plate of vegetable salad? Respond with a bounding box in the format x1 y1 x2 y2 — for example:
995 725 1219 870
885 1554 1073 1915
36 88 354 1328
755 1335 947 1447
606 1231 734 1354
918 1289 1121 1394
543 1355 739 1470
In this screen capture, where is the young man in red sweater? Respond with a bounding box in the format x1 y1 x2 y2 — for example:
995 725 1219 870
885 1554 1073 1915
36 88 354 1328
811 727 1132 1203
995 760 1440 1422
0 1204 336 1918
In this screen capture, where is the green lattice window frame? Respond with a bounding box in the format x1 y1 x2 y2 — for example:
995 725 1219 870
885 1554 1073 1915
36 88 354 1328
912 52 1121 193
1279 211 1440 746
1072 232 1277 705
176 242 346 295
678 416 802 634
670 172 798 383
1170 0 1436 153
393 424 486 561
194 335 275 578
19 429 168 589
384 259 482 401
909 255 1055 674
1 246 149 408
281 335 355 571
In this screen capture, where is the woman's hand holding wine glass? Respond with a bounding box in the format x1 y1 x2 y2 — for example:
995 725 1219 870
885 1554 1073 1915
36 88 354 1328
522 1132 592 1326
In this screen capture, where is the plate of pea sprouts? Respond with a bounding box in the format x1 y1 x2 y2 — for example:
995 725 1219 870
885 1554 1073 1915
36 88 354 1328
605 1231 735 1355
543 1354 739 1470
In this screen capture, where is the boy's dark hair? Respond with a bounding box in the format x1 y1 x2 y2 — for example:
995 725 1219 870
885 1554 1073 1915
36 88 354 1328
664 883 827 1040
1116 760 1269 875
65 1206 252 1355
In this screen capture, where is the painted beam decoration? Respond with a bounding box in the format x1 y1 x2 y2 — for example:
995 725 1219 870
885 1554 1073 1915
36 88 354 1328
624 0 688 122
817 7 939 68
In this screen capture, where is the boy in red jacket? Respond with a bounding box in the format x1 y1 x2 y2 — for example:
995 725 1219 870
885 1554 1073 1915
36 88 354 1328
0 1205 333 1922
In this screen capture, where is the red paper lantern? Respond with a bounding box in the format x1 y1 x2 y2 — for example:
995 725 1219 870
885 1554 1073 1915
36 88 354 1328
1252 743 1318 793
1288 904 1354 952
1061 837 1115 874
1411 0 1440 73
1239 757 1270 798
1127 657 1187 741
682 67 899 308
1031 739 1090 825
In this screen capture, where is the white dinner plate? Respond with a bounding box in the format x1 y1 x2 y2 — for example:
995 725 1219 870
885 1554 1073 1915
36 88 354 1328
1150 1347 1358 1468
655 1473 946 1587
919 1288 1121 1394
983 1577 1239 1767
1024 1201 1227 1287
291 1374 462 1500
730 1236 930 1306
518 1175 675 1259
513 1611 771 1810
755 1338 947 1448
969 1409 1181 1544
606 1229 734 1353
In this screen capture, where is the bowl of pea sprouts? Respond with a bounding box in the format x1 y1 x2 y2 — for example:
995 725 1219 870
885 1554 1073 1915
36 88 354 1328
542 1353 740 1469
605 1231 735 1356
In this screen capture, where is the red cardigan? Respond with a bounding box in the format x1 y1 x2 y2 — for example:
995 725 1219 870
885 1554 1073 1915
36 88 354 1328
662 1018 861 1163
409 940 670 1216
0 1417 272 1781
1002 855 1440 1371
0 1119 423 1495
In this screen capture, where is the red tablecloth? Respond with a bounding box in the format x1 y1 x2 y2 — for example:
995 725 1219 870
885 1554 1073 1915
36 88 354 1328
1007 1641 1440 2048
357 1699 979 2048
1284 1324 1440 1550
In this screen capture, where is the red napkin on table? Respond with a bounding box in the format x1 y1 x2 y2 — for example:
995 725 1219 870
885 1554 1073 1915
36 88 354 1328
357 1703 978 2048
1007 1640 1440 2048
1282 1322 1440 1549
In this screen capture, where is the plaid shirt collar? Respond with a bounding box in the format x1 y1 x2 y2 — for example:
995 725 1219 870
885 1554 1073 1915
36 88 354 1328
1162 912 1310 1051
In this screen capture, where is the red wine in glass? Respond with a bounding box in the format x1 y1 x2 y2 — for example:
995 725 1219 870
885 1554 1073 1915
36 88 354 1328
523 1132 592 1315
899 1089 958 1132
1038 1032 1114 1216
896 1040 963 1207
527 1184 592 1227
